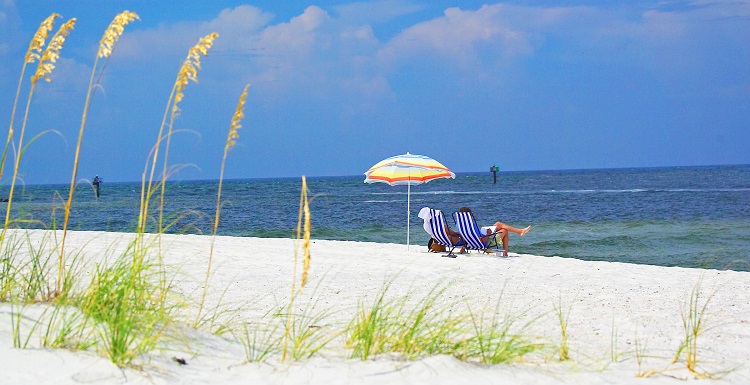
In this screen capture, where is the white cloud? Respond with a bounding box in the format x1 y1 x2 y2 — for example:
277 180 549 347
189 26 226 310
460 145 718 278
85 2 750 115
209 5 274 31
340 24 377 44
377 4 533 67
201 5 275 52
574 1 750 77
243 5 394 104
257 6 330 56
114 5 275 61
111 5 352 98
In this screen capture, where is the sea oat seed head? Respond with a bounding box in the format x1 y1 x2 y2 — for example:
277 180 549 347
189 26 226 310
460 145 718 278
226 84 250 150
32 18 76 84
98 11 140 58
171 33 219 117
25 13 61 64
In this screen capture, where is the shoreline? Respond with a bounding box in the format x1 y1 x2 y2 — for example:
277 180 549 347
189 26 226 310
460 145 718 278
2 229 749 384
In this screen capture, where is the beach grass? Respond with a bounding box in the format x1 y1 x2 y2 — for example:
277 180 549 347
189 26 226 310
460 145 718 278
282 298 337 361
345 282 393 360
552 295 572 361
240 310 283 362
80 240 173 365
385 284 464 359
463 294 543 364
1 229 63 303
346 282 543 364
0 12 221 368
672 279 720 378
633 279 731 380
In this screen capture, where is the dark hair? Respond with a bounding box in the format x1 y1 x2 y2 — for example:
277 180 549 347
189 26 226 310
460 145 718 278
458 207 472 213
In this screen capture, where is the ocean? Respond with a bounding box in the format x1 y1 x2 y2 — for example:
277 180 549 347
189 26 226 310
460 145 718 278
5 165 750 272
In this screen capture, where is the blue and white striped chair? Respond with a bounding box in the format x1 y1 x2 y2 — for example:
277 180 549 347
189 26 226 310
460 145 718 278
452 210 501 253
419 207 464 258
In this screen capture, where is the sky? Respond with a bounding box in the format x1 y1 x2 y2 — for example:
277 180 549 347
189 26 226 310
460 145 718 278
0 0 748 184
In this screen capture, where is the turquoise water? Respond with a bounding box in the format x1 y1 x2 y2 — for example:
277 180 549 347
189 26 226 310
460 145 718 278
6 165 750 271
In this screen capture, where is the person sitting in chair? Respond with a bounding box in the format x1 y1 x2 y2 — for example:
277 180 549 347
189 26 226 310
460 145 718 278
457 207 531 256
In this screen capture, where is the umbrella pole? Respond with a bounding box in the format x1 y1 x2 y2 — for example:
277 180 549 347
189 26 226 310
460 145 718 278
407 181 410 251
406 180 411 251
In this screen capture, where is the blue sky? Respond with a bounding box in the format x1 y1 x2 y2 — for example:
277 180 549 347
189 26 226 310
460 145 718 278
0 0 748 184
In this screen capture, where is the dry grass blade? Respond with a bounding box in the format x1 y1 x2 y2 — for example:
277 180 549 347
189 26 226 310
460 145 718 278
196 84 250 325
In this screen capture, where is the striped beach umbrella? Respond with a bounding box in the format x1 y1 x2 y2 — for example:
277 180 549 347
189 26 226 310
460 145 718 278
364 153 456 249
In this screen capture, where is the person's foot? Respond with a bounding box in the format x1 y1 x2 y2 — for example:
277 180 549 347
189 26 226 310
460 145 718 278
521 226 531 236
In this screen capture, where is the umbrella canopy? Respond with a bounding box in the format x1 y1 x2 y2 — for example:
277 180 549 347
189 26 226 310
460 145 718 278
364 153 456 249
365 153 455 185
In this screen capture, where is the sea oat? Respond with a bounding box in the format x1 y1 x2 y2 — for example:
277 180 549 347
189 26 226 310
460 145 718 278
301 177 311 288
226 84 249 150
32 18 76 84
25 13 60 64
172 33 218 117
139 32 219 237
98 11 139 58
151 32 219 236
1 13 60 183
196 83 250 325
285 176 312 361
4 18 75 233
58 11 140 294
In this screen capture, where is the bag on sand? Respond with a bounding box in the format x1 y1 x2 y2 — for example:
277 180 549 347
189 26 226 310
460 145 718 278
427 238 446 253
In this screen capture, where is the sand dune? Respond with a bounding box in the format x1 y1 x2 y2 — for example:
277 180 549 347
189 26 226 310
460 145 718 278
1 229 748 384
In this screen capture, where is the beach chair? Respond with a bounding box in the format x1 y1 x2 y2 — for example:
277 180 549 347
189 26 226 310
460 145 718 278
418 207 464 258
452 210 501 254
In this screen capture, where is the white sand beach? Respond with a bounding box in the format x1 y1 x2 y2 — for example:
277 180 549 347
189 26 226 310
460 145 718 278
1 229 749 384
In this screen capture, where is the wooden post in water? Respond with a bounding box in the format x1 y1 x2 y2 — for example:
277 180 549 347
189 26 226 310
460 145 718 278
490 165 499 184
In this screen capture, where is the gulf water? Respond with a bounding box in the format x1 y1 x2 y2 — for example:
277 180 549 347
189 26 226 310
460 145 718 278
6 165 750 271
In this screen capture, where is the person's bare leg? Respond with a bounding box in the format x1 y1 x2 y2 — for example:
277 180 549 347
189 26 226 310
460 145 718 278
494 221 531 236
500 230 509 256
